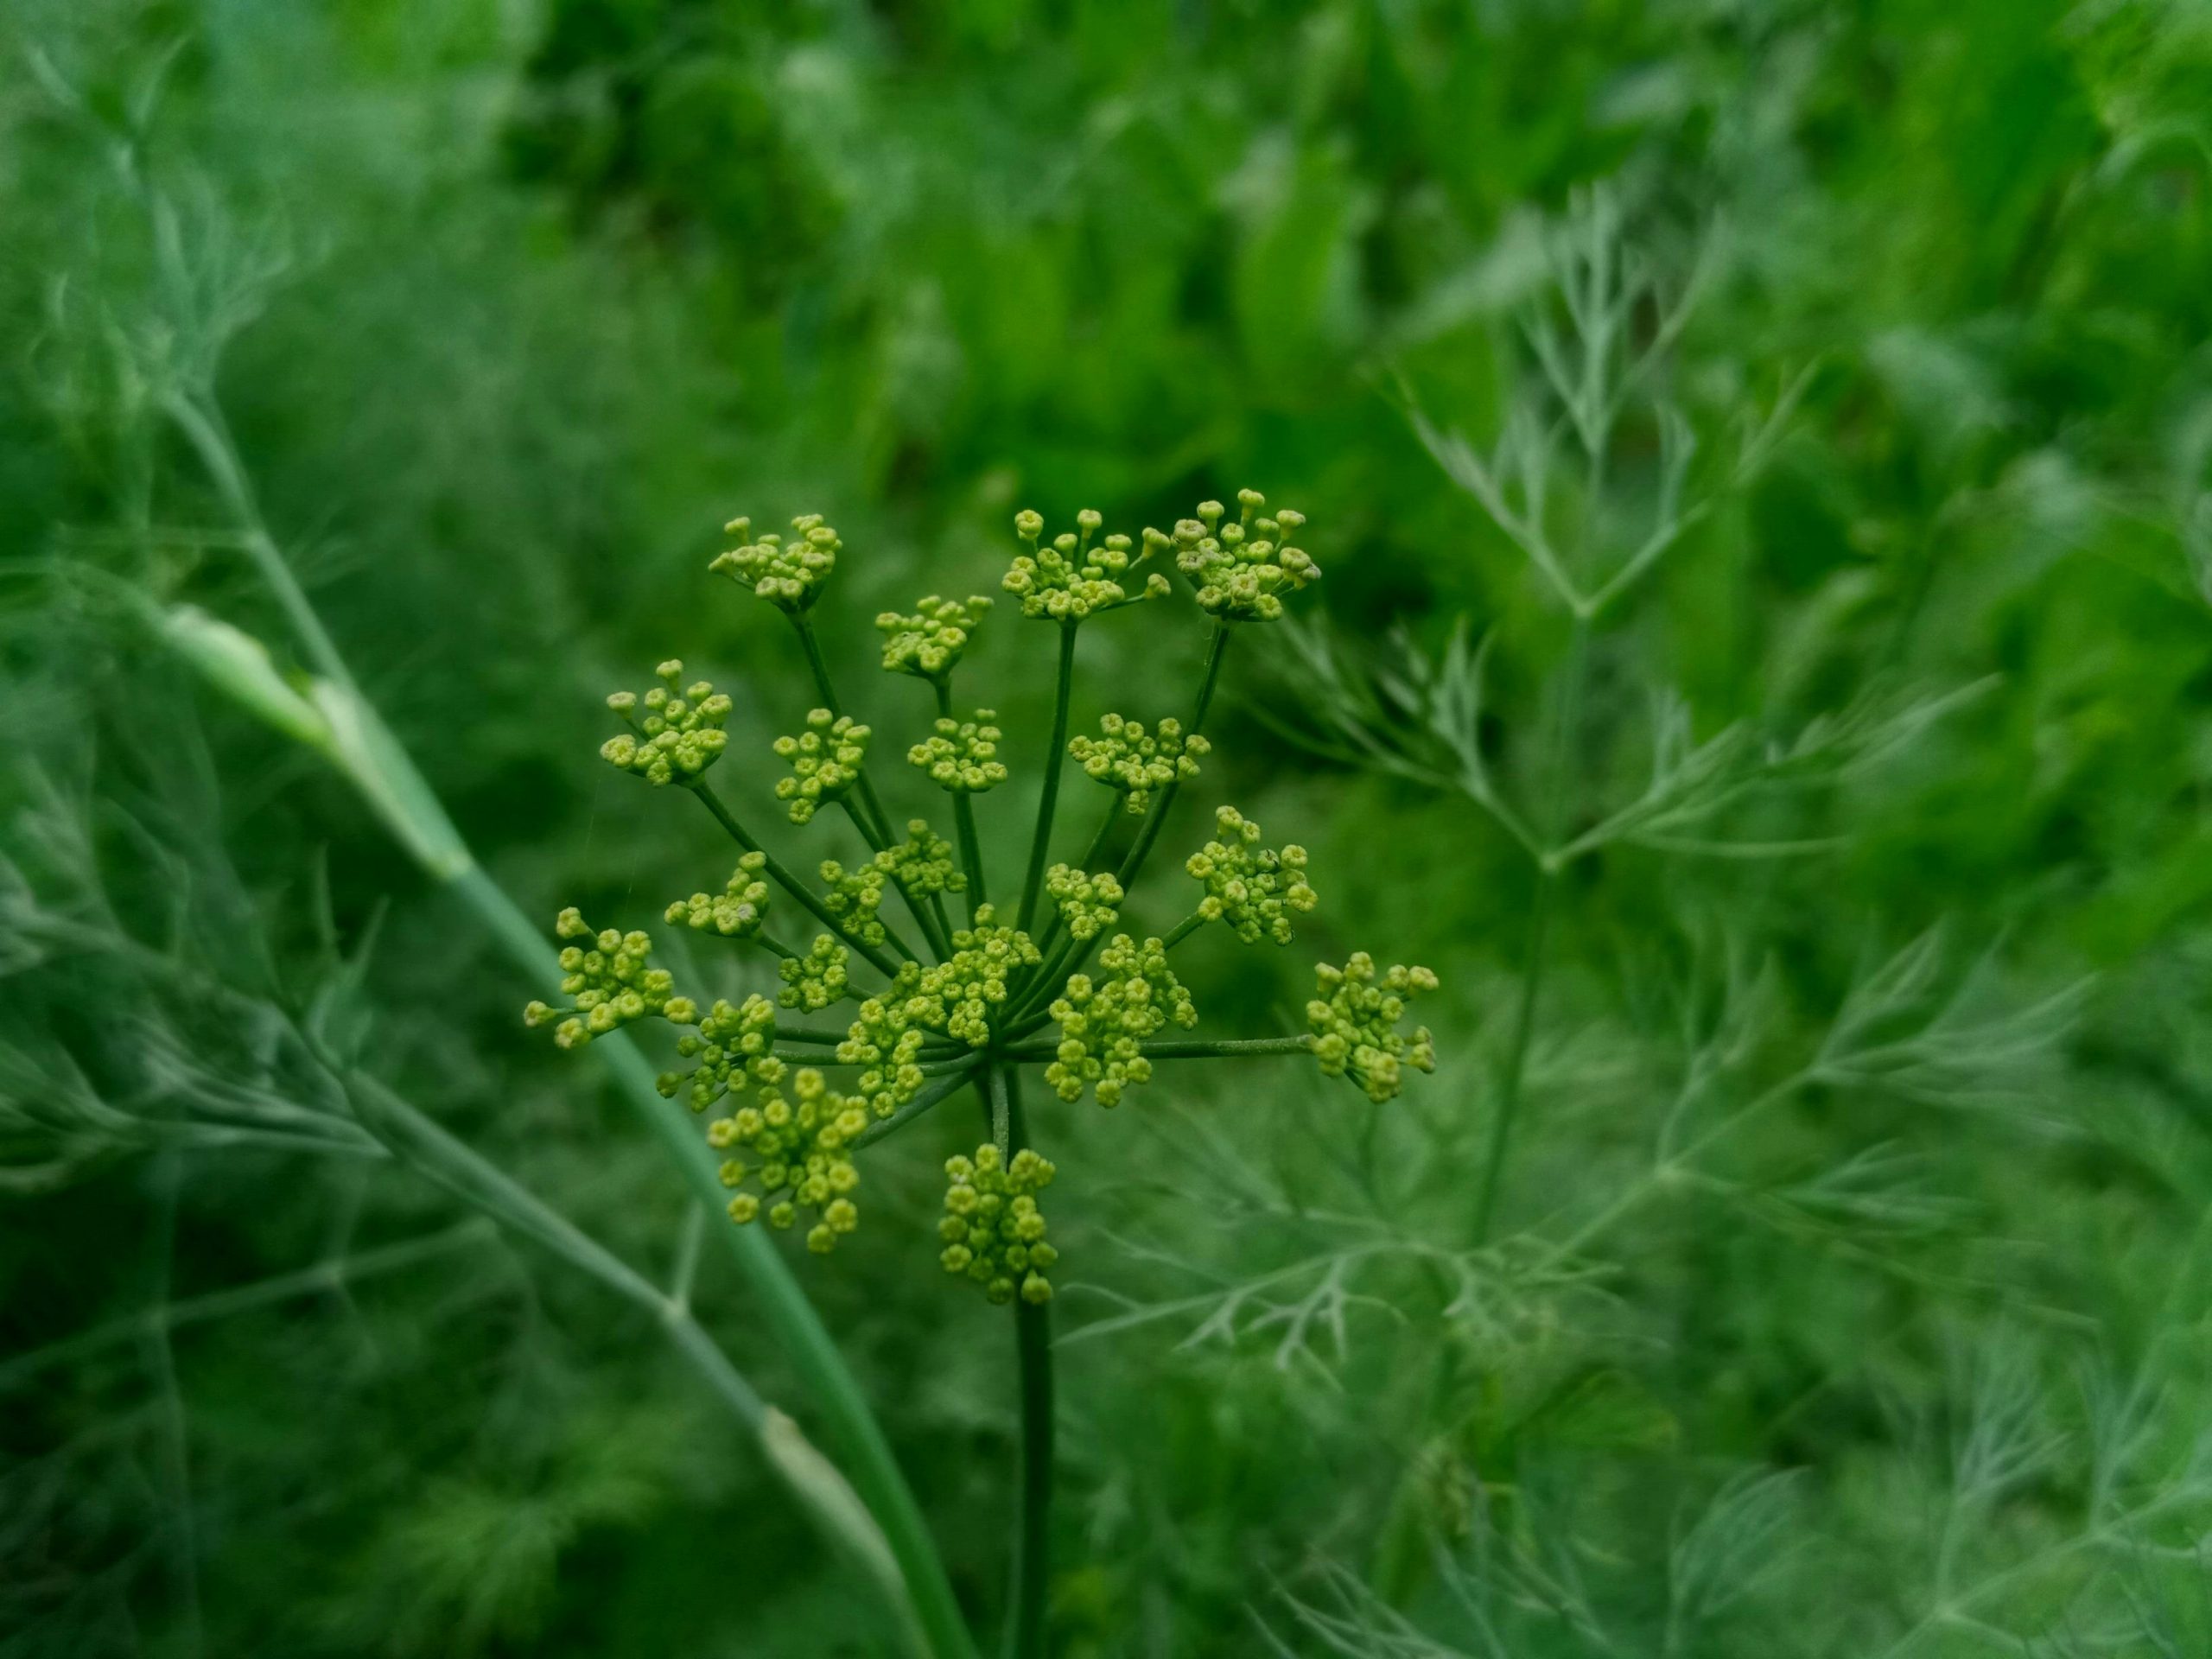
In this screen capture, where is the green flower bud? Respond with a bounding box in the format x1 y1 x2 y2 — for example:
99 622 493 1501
599 660 733 785
710 512 840 610
1306 954 1439 1103
1001 507 1166 620
878 594 994 680
1185 806 1319 945
941 1142 1058 1304
778 935 853 1012
1069 713 1210 815
665 850 772 938
523 907 700 1049
909 709 1007 793
1154 489 1319 622
1044 864 1125 942
1045 934 1198 1106
772 709 871 823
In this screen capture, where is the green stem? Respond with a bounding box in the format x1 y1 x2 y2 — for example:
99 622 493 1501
852 1060 987 1151
993 1066 1053 1659
1016 623 1078 935
1020 624 1232 1023
161 374 973 1655
1001 1033 1310 1062
1022 798 1122 988
1470 611 1587 1244
792 611 899 849
1111 622 1231 892
459 868 974 1656
684 781 904 977
347 1074 937 1651
1161 912 1205 950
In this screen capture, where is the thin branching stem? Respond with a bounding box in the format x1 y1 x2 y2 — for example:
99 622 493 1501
994 1065 1053 1659
1016 622 1078 935
933 677 990 918
1000 1034 1309 1062
683 780 905 977
792 610 899 849
850 1061 988 1151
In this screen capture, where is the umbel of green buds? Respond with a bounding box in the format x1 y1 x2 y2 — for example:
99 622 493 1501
524 909 698 1049
712 513 840 610
1307 954 1439 1103
939 1145 1058 1305
878 594 993 680
1186 806 1318 945
1070 714 1209 815
527 485 1442 1294
1003 507 1172 620
601 661 732 785
1046 934 1197 1107
909 709 1007 792
666 852 772 939
779 935 852 1012
773 709 871 823
1166 489 1319 622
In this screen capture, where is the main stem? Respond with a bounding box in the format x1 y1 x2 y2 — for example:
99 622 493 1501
792 610 899 849
1470 596 1591 1243
1016 623 1078 935
992 1065 1053 1659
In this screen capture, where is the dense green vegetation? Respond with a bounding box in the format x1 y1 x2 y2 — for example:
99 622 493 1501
7 1 2212 1654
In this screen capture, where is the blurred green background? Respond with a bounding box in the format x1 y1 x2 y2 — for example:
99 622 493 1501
8 0 2212 1654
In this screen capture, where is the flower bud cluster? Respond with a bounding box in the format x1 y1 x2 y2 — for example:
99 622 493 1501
818 858 891 947
601 660 732 785
909 709 1007 792
877 819 966 898
664 851 772 939
1163 490 1318 621
877 594 992 680
939 1145 1058 1304
708 1065 868 1254
778 934 853 1012
1185 806 1318 945
1307 954 1440 1103
1046 934 1198 1106
524 908 698 1049
836 979 931 1118
773 709 870 823
1069 714 1210 815
658 993 780 1111
1044 863 1124 942
912 906 1042 1047
1002 507 1172 621
711 513 840 610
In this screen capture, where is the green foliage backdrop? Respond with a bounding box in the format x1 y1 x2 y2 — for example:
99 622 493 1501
7 0 2212 1654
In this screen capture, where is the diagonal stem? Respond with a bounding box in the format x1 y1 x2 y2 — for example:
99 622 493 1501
992 1065 1053 1659
792 610 899 849
683 780 904 977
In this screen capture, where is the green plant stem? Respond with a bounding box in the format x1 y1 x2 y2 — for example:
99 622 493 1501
1469 613 1588 1243
150 181 976 1657
1021 799 1122 991
992 1065 1053 1659
1001 1033 1310 1062
683 780 905 977
1111 622 1230 891
1161 912 1205 950
850 1062 988 1150
347 1075 939 1650
1016 623 1078 935
453 868 976 1659
1018 624 1232 1025
932 680 990 918
792 611 899 849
